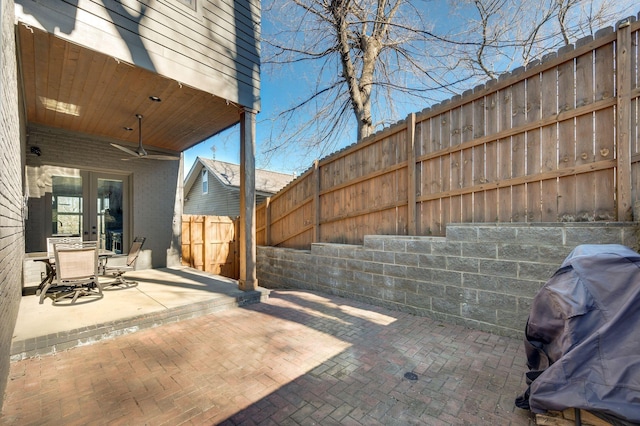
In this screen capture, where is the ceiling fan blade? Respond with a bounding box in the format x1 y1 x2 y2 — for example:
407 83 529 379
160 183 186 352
120 153 179 161
144 154 180 161
110 143 140 157
114 114 178 160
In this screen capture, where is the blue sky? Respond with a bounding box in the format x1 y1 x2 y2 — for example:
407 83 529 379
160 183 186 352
183 62 345 176
183 77 303 176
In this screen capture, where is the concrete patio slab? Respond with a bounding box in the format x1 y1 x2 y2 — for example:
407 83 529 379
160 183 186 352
11 266 269 360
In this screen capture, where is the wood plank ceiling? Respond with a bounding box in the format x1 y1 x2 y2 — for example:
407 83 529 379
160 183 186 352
17 23 243 154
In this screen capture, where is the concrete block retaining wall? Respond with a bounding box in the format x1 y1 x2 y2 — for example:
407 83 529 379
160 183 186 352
257 223 638 338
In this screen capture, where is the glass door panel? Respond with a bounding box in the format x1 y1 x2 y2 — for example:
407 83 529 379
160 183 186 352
51 175 83 237
85 172 128 253
96 178 124 254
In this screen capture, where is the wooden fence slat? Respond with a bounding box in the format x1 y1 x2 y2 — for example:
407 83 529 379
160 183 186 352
526 70 543 221
497 84 512 222
631 29 640 215
450 105 462 223
415 120 424 234
540 59 559 221
632 28 639 156
485 90 499 222
595 30 617 220
510 76 526 222
461 146 474 223
617 20 633 220
575 47 596 220
473 96 486 222
428 112 443 235
557 47 577 221
460 100 474 221
407 115 417 234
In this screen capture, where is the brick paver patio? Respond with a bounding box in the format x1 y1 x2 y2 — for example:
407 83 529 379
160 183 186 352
1 290 534 425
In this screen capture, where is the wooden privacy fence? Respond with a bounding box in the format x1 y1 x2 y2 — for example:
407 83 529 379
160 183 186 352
257 17 640 249
182 215 239 279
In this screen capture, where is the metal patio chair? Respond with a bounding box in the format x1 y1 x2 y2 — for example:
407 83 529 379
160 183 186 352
36 236 83 301
103 237 146 289
42 241 103 305
46 236 83 259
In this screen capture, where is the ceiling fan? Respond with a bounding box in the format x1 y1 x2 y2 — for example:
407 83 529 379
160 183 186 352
110 114 179 161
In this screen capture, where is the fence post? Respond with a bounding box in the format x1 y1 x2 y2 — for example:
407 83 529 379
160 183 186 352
203 216 211 273
407 113 417 235
265 197 271 246
189 215 196 268
234 217 240 279
616 18 633 221
313 160 320 243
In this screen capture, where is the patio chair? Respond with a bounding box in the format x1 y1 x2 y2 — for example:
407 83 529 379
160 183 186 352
103 237 145 289
36 236 84 299
42 241 103 305
46 236 83 258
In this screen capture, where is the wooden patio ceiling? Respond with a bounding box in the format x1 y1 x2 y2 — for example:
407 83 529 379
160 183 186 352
16 23 243 154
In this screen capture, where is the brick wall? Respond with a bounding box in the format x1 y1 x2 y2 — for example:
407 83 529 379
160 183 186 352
257 223 638 338
0 0 23 409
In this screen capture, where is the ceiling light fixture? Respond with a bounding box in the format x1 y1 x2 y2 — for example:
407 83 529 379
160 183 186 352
149 96 162 102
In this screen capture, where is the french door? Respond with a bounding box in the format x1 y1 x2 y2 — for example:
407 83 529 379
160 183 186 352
42 168 129 253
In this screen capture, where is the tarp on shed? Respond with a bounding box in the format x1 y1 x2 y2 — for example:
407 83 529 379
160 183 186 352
515 244 640 423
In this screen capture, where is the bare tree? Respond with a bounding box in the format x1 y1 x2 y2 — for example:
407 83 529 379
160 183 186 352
261 0 637 166
262 0 459 161
453 0 636 78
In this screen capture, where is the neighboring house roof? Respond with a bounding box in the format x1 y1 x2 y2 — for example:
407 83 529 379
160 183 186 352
184 157 295 197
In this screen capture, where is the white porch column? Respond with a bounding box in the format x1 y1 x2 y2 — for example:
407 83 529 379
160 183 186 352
239 109 257 291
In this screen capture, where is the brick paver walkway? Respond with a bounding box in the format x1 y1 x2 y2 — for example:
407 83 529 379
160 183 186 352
1 290 534 425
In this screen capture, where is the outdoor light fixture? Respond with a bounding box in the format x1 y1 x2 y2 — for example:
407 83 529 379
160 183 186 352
30 146 41 156
149 96 161 102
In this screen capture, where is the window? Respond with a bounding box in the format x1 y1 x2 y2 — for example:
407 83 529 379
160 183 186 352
175 0 196 11
52 175 83 236
202 169 208 194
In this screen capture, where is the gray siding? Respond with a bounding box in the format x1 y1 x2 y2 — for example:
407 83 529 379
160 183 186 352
15 0 260 109
184 166 272 216
0 0 23 409
24 124 182 269
184 169 241 216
